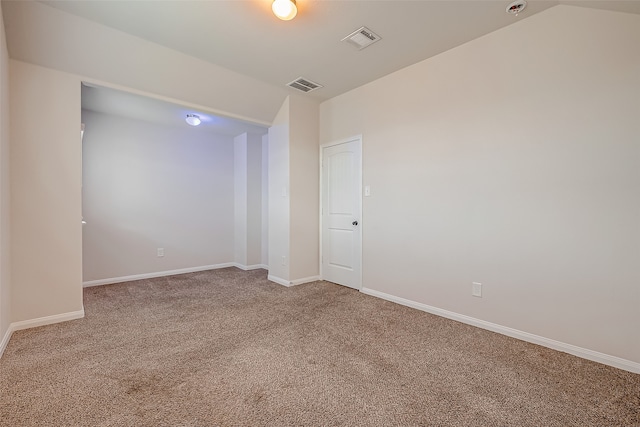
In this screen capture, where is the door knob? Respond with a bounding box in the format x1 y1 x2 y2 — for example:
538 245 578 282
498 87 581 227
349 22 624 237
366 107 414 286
352 220 359 226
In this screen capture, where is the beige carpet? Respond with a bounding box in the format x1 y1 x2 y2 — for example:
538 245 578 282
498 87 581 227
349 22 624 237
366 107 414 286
1 268 638 426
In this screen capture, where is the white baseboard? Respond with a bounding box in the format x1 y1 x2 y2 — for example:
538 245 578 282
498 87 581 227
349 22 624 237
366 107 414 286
0 325 12 358
360 287 640 374
291 275 321 286
233 263 268 271
0 308 85 359
82 263 237 287
267 275 321 287
10 309 86 332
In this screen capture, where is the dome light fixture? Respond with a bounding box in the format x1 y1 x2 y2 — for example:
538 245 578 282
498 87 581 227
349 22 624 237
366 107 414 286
272 0 297 21
185 114 201 126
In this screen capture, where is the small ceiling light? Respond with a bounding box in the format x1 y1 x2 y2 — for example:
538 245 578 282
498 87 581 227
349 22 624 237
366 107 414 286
272 0 297 21
185 114 201 126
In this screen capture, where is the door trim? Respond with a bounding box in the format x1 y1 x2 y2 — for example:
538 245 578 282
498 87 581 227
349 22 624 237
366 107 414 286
319 135 363 289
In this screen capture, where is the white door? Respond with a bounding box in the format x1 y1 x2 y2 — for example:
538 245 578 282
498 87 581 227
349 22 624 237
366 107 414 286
321 138 362 289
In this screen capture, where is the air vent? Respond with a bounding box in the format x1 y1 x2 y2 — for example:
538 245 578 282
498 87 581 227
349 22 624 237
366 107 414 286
287 77 323 93
341 26 381 50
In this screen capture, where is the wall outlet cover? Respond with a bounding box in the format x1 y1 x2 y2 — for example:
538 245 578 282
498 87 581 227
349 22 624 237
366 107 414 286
472 282 482 297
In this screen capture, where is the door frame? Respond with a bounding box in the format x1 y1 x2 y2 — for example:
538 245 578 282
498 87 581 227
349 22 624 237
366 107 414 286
319 135 363 289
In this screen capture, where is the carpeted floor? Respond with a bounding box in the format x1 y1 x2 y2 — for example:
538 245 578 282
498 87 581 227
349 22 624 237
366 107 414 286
0 268 638 426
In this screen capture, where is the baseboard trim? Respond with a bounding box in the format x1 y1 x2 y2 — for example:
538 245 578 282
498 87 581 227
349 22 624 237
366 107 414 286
291 275 321 286
82 263 237 287
1 309 85 359
10 309 86 332
267 275 290 287
0 325 12 358
233 263 268 271
267 275 321 287
360 287 640 374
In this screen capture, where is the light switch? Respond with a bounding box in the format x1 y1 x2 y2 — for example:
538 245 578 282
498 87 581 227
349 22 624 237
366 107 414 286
364 185 371 197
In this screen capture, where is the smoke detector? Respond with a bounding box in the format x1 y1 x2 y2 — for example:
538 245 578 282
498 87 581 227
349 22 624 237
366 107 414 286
506 0 527 16
287 77 323 93
341 26 381 50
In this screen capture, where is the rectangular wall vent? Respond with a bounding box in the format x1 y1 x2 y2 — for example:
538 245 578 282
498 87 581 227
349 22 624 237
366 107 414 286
341 26 381 50
287 77 323 93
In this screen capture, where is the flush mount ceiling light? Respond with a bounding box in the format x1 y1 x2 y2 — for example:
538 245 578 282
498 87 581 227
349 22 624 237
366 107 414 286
272 0 297 21
185 114 201 126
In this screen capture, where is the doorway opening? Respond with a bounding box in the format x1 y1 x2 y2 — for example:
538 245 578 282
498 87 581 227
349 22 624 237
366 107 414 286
81 83 269 287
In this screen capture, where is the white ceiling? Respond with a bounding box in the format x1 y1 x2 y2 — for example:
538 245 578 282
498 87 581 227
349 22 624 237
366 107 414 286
38 0 640 102
82 83 268 136
5 0 639 128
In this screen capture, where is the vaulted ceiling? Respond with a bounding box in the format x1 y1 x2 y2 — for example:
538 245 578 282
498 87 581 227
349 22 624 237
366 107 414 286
3 0 639 124
24 0 640 101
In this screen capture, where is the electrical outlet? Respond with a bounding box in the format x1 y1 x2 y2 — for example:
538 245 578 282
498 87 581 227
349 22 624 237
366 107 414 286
472 282 482 297
281 256 286 266
157 248 164 257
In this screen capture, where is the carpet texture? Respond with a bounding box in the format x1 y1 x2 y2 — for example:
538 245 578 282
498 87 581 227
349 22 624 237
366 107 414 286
1 268 638 426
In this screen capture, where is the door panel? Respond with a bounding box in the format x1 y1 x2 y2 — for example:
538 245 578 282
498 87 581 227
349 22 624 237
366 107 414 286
322 138 361 289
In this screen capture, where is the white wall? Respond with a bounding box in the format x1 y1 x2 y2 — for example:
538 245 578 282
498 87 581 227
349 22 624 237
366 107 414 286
10 60 83 322
82 110 235 282
234 134 248 267
289 95 320 281
261 134 269 266
320 6 640 367
234 132 264 269
246 134 263 267
267 96 321 285
268 99 290 282
0 2 11 350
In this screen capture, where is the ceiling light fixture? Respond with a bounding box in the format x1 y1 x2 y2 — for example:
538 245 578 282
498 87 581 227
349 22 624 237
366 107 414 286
185 114 201 126
272 0 297 21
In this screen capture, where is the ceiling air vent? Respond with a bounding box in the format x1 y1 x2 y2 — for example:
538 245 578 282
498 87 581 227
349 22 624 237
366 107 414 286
287 77 323 93
341 26 381 50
